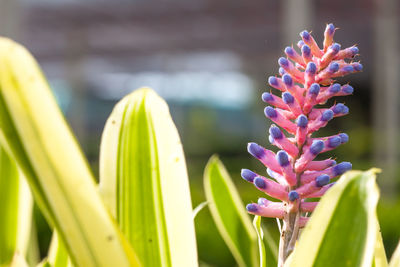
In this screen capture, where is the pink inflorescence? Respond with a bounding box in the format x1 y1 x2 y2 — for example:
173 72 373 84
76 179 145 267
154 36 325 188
242 24 361 227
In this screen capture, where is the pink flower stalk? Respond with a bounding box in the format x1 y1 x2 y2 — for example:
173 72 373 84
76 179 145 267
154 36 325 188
241 24 361 264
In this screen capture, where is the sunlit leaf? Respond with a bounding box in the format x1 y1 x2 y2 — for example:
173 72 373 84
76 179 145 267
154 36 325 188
203 155 258 267
253 216 266 267
0 145 32 267
373 221 388 267
47 232 72 267
99 88 198 267
0 37 137 267
287 169 380 267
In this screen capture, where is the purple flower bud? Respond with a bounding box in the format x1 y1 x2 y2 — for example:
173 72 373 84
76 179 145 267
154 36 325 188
269 126 283 139
342 106 349 114
316 174 330 187
264 106 277 118
282 74 293 86
254 177 267 189
327 136 341 148
241 169 257 182
339 133 349 143
276 150 290 167
310 140 324 155
328 62 340 73
302 44 311 56
300 30 311 41
246 204 258 212
330 43 341 53
342 65 354 73
306 62 317 74
268 135 274 144
342 85 354 94
309 83 320 95
321 110 334 121
268 76 279 87
282 92 295 104
285 46 295 57
278 57 289 68
247 143 265 159
262 92 274 103
353 63 363 71
279 67 286 76
288 191 299 201
333 162 352 176
329 83 341 93
297 40 305 48
332 103 345 114
258 198 268 206
350 46 359 55
296 115 308 128
326 23 335 35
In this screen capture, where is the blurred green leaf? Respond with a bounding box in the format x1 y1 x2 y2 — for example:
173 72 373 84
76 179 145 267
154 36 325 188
0 145 32 267
287 169 380 267
203 155 257 267
373 222 388 267
253 216 266 267
99 88 198 267
389 240 400 267
193 201 208 220
47 232 71 267
0 37 137 267
262 223 278 267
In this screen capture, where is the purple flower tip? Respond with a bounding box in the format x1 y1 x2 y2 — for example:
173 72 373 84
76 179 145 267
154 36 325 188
247 142 265 159
285 46 295 56
331 43 341 53
258 198 268 206
264 106 277 118
241 169 257 182
246 203 258 212
332 103 345 114
268 76 278 86
327 23 335 35
333 162 352 176
282 74 293 86
269 126 283 139
316 174 330 187
353 63 363 71
321 110 334 121
306 62 317 74
288 191 299 201
302 44 311 56
268 135 274 144
351 46 359 55
328 62 340 73
278 57 289 67
297 40 305 48
342 105 349 114
262 92 274 103
330 83 341 93
254 177 267 189
309 83 320 95
310 140 325 155
342 65 354 73
328 136 342 148
300 30 310 41
276 150 290 167
282 92 295 104
279 67 286 76
342 85 354 94
339 133 349 143
296 115 308 128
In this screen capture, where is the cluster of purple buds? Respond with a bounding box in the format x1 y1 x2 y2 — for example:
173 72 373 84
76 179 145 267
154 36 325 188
242 24 361 227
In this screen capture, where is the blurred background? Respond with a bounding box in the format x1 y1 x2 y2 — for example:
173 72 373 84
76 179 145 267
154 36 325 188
1 0 399 266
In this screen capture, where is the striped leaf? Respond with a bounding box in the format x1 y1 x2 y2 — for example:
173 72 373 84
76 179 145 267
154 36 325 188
99 88 198 267
389 240 400 267
0 37 137 267
0 145 32 267
204 155 258 267
253 216 266 267
287 169 380 267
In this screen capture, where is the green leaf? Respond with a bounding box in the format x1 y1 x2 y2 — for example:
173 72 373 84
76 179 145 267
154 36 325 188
47 232 71 267
99 88 198 267
203 155 258 267
253 216 266 267
0 37 137 267
389 240 400 267
287 169 380 267
0 145 32 266
261 223 278 267
373 221 388 267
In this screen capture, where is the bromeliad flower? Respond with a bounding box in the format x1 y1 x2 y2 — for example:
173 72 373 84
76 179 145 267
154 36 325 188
241 24 361 265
